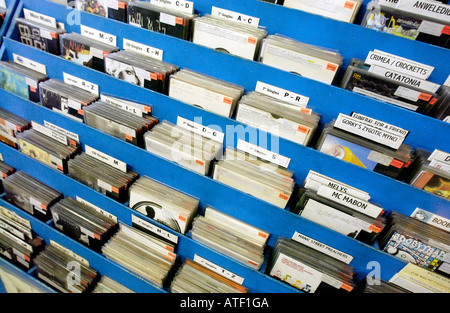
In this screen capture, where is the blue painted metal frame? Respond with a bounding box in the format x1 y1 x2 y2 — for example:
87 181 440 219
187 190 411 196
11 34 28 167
0 0 448 293
0 0 18 42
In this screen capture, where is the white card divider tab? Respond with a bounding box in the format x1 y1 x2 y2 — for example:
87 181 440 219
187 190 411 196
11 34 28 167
428 149 450 165
365 50 434 80
236 139 291 168
80 25 117 47
76 196 118 223
193 254 245 285
63 72 99 96
150 0 194 14
177 116 224 144
131 214 178 245
31 121 69 146
84 145 127 173
123 38 164 61
334 113 406 150
350 112 409 138
255 81 310 107
12 53 47 75
411 208 450 233
23 8 57 28
44 120 80 146
292 231 354 264
211 6 260 27
316 184 384 219
305 170 371 201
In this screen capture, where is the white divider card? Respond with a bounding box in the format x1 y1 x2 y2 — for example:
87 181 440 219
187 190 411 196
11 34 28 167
12 53 47 75
292 231 354 264
0 0 6 9
176 116 225 143
367 65 441 93
63 72 99 96
131 214 178 245
80 25 117 47
23 9 57 28
236 139 291 168
123 38 164 61
84 145 127 173
316 185 384 219
365 50 434 80
255 81 310 107
411 208 450 233
428 149 450 165
76 196 118 223
150 0 194 14
44 121 80 146
333 113 407 150
305 170 371 201
418 19 449 37
350 112 409 138
193 254 245 285
394 0 450 24
100 94 152 117
31 121 69 146
211 6 260 27
49 240 90 267
389 263 450 293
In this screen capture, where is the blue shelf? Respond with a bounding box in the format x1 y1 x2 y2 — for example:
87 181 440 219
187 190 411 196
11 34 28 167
0 0 448 293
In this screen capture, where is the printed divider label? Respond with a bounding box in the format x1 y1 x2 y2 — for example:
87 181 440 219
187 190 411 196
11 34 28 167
150 0 194 14
80 25 117 47
211 6 260 27
255 81 310 107
236 139 290 168
63 72 99 96
334 113 406 150
85 145 127 173
123 38 163 61
194 254 244 285
177 116 224 144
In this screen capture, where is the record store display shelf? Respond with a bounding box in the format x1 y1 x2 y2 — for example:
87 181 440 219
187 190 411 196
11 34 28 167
0 0 449 293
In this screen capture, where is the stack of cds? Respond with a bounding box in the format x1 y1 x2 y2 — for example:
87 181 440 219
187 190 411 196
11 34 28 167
16 17 66 55
0 160 15 194
50 197 117 252
0 205 45 271
190 206 269 270
144 120 223 176
170 259 249 293
235 91 320 146
212 147 295 208
60 33 119 72
92 276 134 293
39 79 99 122
192 15 268 61
104 50 179 94
102 223 177 288
359 278 410 293
0 108 30 149
17 128 79 174
3 171 63 221
128 1 195 40
361 0 450 48
0 61 48 102
267 237 356 293
407 149 450 199
316 117 414 179
128 176 199 234
83 100 158 147
168 69 245 117
34 243 99 293
293 170 386 244
430 86 449 121
75 0 131 22
341 57 441 114
379 211 450 278
259 35 343 85
283 0 363 23
67 153 139 203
